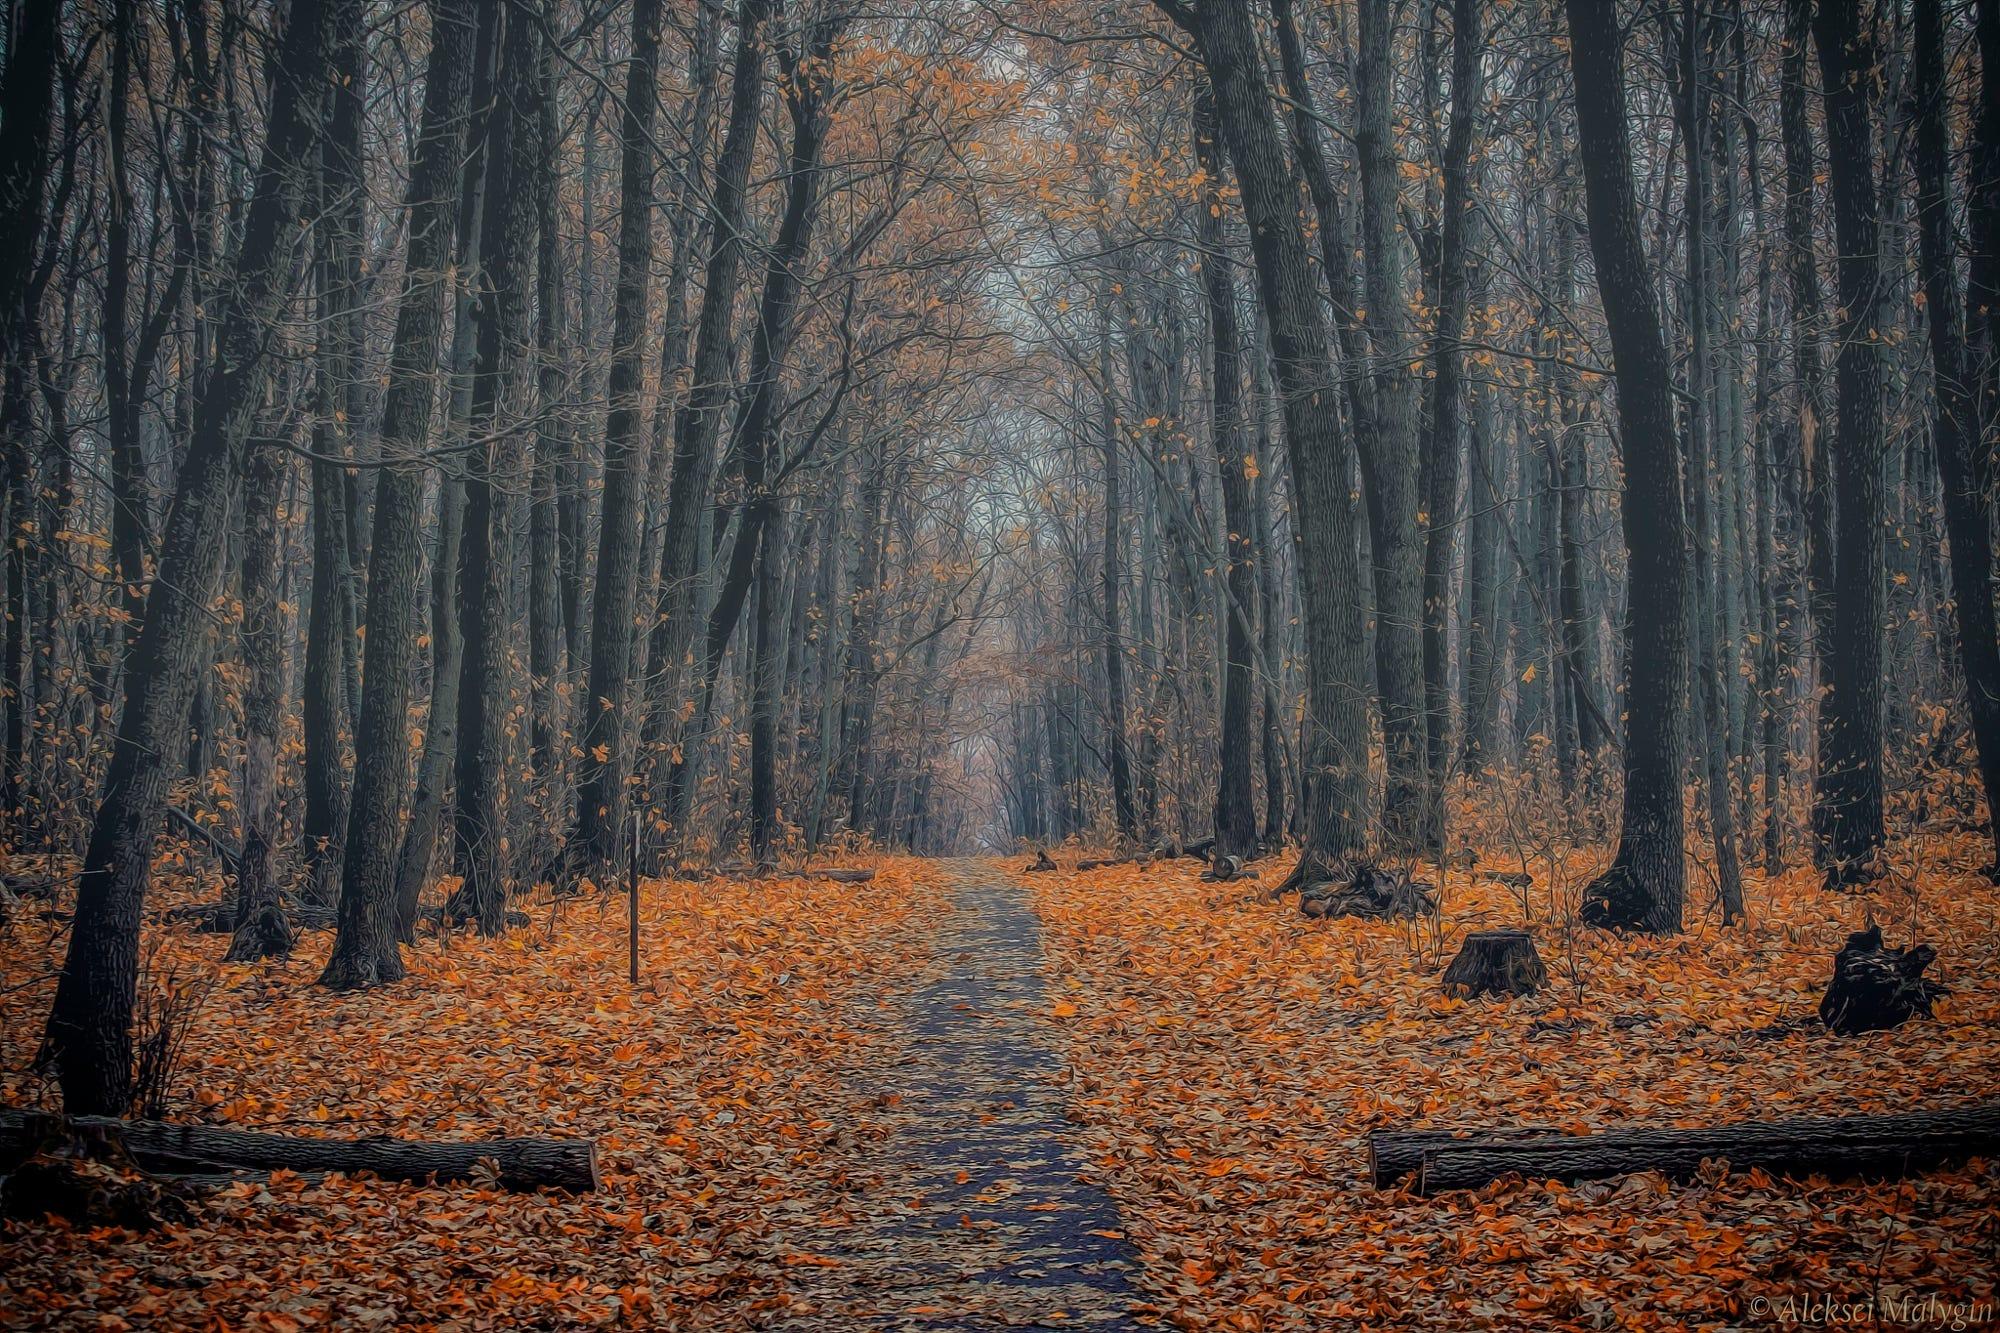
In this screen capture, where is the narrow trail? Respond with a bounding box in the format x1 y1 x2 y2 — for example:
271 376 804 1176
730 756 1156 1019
773 859 1147 1330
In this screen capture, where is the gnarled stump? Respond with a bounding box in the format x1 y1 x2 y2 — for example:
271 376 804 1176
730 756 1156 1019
1023 849 1057 873
1441 930 1546 998
1300 863 1437 921
1819 925 1943 1035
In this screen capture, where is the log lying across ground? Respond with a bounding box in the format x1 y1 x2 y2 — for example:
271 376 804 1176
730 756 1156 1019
0 1111 599 1193
1370 1103 2000 1196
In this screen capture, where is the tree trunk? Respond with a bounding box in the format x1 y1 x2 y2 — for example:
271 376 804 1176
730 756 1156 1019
748 509 784 863
660 12 843 851
320 0 476 990
1811 0 1889 887
1180 0 1373 884
527 32 568 781
568 0 667 875
1912 0 2000 877
1099 305 1137 843
1421 0 1485 847
1354 0 1429 853
394 476 465 939
393 0 499 942
1781 0 1836 671
452 1 541 935
43 0 332 1115
641 0 776 846
1564 0 1691 935
302 0 368 912
1194 84 1256 862
102 0 150 651
1677 1 1744 924
226 405 291 963
0 0 58 823
1462 338 1502 769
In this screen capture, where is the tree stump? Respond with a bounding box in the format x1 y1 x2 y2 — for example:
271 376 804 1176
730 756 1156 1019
1300 863 1437 921
1024 849 1057 874
1819 925 1943 1035
1441 930 1546 999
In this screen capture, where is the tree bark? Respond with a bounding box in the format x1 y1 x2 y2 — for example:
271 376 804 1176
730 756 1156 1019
1177 0 1373 884
226 407 291 963
641 0 776 848
43 0 332 1115
452 1 541 934
527 32 568 780
1912 0 2000 877
1676 1 1745 923
1354 0 1429 853
320 0 477 989
1099 305 1138 843
0 1110 599 1194
1811 0 1889 886
1781 0 1836 663
1564 0 1691 935
1370 1103 2000 1195
0 0 58 822
302 0 369 912
661 10 844 856
1194 83 1256 862
393 0 499 942
568 0 667 875
102 0 151 652
1421 0 1485 847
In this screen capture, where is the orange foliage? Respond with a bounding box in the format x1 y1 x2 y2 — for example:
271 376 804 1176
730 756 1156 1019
4 842 1997 1328
0 858 947 1327
1033 839 2000 1330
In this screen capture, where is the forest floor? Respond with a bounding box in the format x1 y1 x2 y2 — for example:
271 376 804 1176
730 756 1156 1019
0 837 1996 1330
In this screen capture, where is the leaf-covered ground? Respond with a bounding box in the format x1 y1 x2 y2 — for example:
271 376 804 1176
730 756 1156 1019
0 857 956 1328
4 842 1998 1330
1033 837 2000 1330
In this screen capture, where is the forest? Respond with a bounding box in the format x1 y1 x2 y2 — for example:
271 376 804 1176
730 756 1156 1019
1 0 1997 1326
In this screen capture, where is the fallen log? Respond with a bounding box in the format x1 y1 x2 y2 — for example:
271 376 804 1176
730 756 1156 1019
1367 1125 1563 1187
1370 1103 2000 1195
0 1111 599 1194
812 867 876 884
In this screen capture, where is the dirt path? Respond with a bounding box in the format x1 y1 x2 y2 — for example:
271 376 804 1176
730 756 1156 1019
772 859 1147 1330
